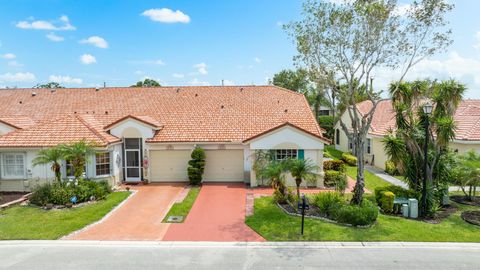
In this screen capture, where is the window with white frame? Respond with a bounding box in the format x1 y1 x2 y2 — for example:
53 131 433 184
275 149 298 160
366 138 371 154
95 152 110 176
1 153 26 179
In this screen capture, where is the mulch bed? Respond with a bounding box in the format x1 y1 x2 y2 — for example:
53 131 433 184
451 195 480 207
421 204 458 224
461 211 480 226
0 192 28 205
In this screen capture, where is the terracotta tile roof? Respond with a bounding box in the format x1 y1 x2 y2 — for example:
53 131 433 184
0 86 326 146
104 115 162 130
0 114 120 148
243 122 331 144
355 99 480 141
0 116 36 129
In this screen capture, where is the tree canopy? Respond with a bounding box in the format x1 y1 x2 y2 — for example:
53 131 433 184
33 82 65 89
131 78 161 87
285 0 454 205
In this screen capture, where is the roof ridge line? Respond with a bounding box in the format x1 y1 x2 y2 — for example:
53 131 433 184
75 115 111 145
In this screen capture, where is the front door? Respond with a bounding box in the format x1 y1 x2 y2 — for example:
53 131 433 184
124 138 142 182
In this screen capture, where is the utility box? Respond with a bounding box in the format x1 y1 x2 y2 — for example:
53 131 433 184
402 204 409 218
409 199 418 219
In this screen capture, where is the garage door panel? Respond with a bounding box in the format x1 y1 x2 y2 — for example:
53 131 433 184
203 150 244 182
150 150 190 182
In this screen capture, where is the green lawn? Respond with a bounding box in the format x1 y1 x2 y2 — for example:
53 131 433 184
163 186 200 223
0 191 130 240
324 145 344 160
246 196 480 242
346 166 390 191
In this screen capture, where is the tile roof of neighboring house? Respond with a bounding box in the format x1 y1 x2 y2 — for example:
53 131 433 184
0 86 327 147
0 116 36 129
104 115 163 130
0 114 121 147
242 122 331 144
355 99 480 141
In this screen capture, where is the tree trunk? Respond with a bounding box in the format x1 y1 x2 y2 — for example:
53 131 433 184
351 136 366 205
296 178 302 198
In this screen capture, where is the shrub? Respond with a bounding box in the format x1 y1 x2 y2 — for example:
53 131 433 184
318 115 334 139
313 192 343 218
385 160 398 175
335 200 379 226
378 191 394 213
187 147 206 185
273 187 296 205
29 180 112 206
323 160 346 172
324 170 341 186
334 174 348 195
374 185 418 203
342 153 357 166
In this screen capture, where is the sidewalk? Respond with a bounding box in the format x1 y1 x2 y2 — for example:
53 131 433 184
365 165 409 189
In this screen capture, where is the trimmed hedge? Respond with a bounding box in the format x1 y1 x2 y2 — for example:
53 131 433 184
342 153 357 166
334 200 379 226
324 170 344 187
187 147 206 185
374 185 418 203
378 191 394 213
323 160 346 172
313 192 343 218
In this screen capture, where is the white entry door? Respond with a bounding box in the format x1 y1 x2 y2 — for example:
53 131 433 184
124 138 142 182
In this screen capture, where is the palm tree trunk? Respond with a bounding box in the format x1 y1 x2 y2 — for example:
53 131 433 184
296 178 302 198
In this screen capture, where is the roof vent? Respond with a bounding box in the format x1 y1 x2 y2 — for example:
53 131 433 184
284 109 288 113
176 88 181 93
31 92 37 97
105 111 108 115
195 93 198 97
51 88 56 93
240 87 244 92
19 101 23 104
221 105 225 109
74 111 77 114
95 87 100 91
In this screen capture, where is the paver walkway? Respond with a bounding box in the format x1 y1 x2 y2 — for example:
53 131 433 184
163 183 264 242
365 165 409 189
65 183 184 241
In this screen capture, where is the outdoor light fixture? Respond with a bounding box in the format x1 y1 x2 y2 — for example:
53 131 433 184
423 102 433 115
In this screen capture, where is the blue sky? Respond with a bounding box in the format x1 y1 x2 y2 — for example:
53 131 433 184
0 0 479 98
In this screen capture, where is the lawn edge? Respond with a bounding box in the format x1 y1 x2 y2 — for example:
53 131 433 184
162 186 201 223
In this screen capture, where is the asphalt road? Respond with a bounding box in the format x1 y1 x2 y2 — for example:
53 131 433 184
1 241 479 270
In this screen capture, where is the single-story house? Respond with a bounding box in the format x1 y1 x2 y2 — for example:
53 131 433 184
334 99 480 170
0 85 330 192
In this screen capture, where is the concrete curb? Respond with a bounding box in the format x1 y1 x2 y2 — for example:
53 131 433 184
1 240 480 249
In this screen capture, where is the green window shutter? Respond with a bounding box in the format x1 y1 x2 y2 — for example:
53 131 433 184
298 149 304 160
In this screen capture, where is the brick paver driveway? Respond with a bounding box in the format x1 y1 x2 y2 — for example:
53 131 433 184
163 183 265 242
66 183 184 241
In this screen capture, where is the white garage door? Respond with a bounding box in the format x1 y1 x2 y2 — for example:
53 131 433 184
203 150 244 182
149 150 191 182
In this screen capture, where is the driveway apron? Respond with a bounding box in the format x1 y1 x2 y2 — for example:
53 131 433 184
66 183 184 241
163 183 265 242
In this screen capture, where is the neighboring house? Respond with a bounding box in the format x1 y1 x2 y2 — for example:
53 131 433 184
0 86 329 192
334 99 480 170
318 105 334 116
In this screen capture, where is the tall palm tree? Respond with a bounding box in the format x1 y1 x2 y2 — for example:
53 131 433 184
287 158 318 198
60 140 97 179
32 147 63 182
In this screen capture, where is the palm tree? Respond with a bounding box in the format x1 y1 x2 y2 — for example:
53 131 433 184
32 147 63 182
287 158 318 198
60 140 97 179
258 161 288 195
454 151 480 201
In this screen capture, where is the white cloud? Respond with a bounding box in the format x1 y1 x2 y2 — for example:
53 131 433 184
46 32 64 42
223 79 235 86
134 70 143 75
172 73 185 78
16 15 76 31
80 54 96 65
254 57 262 63
49 75 83 84
80 36 108 49
194 62 208 75
190 78 210 86
7 61 23 67
0 53 15 59
141 8 190 24
372 51 480 99
0 72 35 82
393 3 411 16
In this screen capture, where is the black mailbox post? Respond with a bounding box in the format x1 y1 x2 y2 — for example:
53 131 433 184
297 194 310 235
